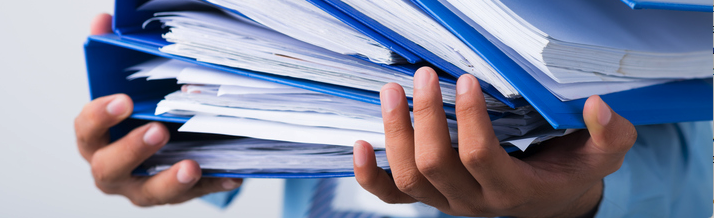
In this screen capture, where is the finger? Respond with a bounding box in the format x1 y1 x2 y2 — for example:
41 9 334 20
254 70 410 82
380 82 446 207
90 13 113 35
126 160 201 206
91 122 168 186
583 95 637 153
582 96 637 173
455 74 521 191
354 140 416 204
75 94 133 162
413 68 480 202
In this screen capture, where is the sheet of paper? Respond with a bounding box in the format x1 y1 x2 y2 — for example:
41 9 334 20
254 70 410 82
149 11 460 104
217 85 315 96
177 66 291 88
178 114 388 148
156 100 385 133
141 138 390 174
205 0 402 64
506 137 538 151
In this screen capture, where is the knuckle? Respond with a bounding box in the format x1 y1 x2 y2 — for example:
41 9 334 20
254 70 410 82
461 147 493 167
90 160 115 184
624 125 638 146
412 101 440 119
393 173 422 194
415 154 443 177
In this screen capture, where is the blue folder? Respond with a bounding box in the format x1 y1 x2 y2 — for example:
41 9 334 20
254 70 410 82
320 0 528 108
410 0 713 129
619 0 713 12
85 35 368 179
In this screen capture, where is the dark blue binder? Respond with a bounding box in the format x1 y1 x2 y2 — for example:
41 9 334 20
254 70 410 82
619 0 713 12
411 0 713 129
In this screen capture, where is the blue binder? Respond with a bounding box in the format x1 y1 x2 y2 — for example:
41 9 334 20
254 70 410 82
619 0 713 12
410 0 713 129
320 0 528 108
85 34 370 179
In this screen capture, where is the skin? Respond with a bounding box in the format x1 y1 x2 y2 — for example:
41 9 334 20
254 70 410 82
353 67 637 218
76 13 242 207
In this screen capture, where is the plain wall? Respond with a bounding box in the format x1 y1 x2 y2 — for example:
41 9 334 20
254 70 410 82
0 1 283 217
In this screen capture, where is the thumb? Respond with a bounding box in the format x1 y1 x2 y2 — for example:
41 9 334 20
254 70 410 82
582 95 637 154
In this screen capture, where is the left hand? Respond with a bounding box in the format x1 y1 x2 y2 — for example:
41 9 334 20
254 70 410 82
353 67 637 217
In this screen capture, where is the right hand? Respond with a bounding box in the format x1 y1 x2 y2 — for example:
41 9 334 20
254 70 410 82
76 14 242 207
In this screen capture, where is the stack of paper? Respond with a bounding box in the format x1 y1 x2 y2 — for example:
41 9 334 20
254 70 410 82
127 58 556 150
145 11 463 104
335 0 520 99
203 0 406 65
141 138 390 174
439 0 711 100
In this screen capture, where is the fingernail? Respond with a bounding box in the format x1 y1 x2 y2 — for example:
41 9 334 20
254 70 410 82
222 179 240 190
106 96 128 116
143 124 165 146
414 68 432 89
457 75 473 95
381 88 400 112
597 98 612 126
354 142 367 168
176 165 195 184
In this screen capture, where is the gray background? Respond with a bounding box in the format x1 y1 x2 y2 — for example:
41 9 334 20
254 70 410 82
0 0 283 217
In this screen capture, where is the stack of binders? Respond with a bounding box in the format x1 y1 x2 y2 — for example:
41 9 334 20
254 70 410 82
84 0 712 178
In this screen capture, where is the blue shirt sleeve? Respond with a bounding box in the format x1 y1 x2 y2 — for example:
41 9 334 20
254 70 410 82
595 122 713 218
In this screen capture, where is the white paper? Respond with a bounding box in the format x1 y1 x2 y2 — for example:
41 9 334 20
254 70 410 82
157 100 385 133
217 85 315 96
205 0 403 64
179 114 388 148
506 137 538 151
445 0 711 84
177 66 290 89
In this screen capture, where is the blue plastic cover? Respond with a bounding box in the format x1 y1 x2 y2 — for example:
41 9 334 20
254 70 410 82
411 0 713 129
620 0 713 12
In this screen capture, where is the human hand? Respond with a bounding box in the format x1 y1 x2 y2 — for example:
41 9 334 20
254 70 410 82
353 67 637 217
76 14 242 206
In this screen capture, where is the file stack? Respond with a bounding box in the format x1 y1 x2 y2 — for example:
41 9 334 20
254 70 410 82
85 0 712 177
